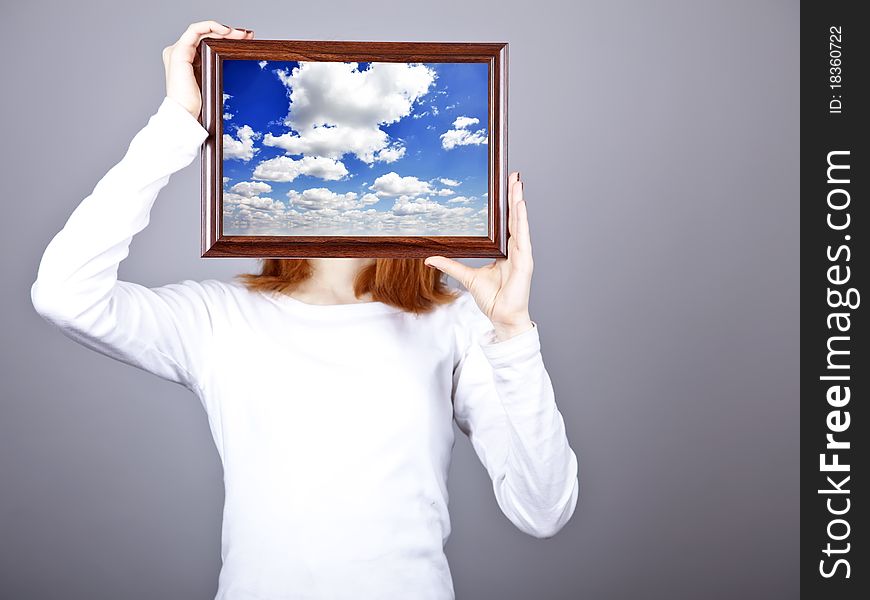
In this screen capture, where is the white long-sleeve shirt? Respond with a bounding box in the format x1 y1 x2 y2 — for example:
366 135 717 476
29 95 580 600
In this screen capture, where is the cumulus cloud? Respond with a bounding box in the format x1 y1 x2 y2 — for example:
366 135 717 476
229 181 273 197
223 192 285 212
440 115 487 150
446 196 472 204
258 60 268 69
223 125 261 161
373 141 406 163
223 192 288 233
224 112 234 120
390 195 459 216
439 178 461 187
286 187 381 211
261 61 436 164
452 116 479 129
368 172 433 197
252 155 349 182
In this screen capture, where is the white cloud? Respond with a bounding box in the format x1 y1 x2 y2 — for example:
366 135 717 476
439 178 461 187
369 172 433 197
252 155 349 182
258 60 268 69
263 126 388 163
452 116 479 129
223 93 232 103
373 142 406 163
446 196 472 204
440 115 487 150
230 181 273 197
222 191 288 233
224 112 234 120
286 187 380 211
222 187 487 236
262 61 436 164
391 195 460 216
223 192 285 212
223 125 261 161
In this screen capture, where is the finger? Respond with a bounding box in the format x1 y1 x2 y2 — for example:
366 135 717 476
507 174 521 241
188 31 248 61
177 21 232 47
514 196 532 255
167 26 253 67
424 256 477 288
188 28 252 53
178 21 252 52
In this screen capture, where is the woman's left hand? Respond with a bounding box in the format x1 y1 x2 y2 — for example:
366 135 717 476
425 171 534 342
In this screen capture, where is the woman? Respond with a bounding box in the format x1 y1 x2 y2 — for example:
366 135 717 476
30 20 579 600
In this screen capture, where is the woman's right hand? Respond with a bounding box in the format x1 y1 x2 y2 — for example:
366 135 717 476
162 20 254 120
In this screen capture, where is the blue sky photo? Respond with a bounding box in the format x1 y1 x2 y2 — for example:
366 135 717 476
221 59 490 236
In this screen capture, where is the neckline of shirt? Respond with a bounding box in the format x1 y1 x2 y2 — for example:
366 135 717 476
254 288 405 316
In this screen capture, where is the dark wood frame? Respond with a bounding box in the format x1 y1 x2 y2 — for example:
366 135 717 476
198 39 508 258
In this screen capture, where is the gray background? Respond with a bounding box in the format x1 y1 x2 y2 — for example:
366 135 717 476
1 0 799 598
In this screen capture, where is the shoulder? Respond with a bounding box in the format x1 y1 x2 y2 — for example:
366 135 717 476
155 278 252 310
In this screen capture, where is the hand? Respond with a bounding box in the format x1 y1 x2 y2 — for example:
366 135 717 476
162 20 255 120
425 171 534 342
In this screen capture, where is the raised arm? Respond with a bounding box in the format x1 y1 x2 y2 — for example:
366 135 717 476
450 292 579 538
428 172 579 538
30 21 255 392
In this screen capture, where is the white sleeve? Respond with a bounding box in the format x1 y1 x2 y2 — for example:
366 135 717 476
30 95 215 393
451 291 580 538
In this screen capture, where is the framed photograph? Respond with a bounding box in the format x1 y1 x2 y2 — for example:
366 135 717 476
198 39 508 258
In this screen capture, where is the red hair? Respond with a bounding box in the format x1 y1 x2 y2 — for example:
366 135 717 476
234 258 459 314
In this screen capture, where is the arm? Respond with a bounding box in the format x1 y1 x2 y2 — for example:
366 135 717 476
30 95 214 392
428 171 578 537
451 292 579 538
30 22 253 392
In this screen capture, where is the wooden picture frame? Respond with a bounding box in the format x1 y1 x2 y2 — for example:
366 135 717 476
198 39 508 258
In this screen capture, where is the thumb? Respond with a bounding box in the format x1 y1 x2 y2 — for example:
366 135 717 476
425 256 475 287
